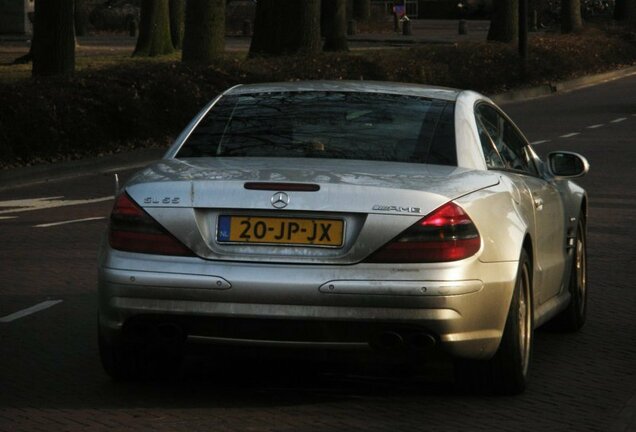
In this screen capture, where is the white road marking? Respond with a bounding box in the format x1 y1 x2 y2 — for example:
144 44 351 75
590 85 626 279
34 216 106 228
587 124 604 129
530 140 550 145
0 196 113 215
0 216 17 220
610 117 627 123
560 132 581 138
0 300 63 323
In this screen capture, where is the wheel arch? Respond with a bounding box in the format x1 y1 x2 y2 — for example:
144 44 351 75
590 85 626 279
522 234 534 269
580 195 588 222
521 234 536 310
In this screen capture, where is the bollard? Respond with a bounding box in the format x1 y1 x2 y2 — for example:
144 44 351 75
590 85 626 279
347 19 357 36
402 18 412 36
242 19 252 37
458 19 468 35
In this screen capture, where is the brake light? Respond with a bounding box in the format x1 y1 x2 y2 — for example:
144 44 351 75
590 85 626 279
365 202 480 263
108 193 195 256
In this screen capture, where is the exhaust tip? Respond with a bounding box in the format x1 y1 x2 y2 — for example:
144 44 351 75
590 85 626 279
125 323 154 342
157 323 184 341
371 331 404 350
407 332 436 350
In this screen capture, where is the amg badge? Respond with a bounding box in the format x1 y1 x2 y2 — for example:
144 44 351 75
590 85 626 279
372 205 422 213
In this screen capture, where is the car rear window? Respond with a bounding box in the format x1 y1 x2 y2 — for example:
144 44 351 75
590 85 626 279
177 91 457 166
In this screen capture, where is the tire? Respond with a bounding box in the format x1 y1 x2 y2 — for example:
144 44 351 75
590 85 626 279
98 321 183 381
454 249 533 395
551 215 587 331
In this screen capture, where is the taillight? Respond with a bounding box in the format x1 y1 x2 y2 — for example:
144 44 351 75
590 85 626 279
365 202 480 263
108 193 195 257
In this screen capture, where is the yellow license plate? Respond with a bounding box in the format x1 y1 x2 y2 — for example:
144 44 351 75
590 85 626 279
217 215 344 247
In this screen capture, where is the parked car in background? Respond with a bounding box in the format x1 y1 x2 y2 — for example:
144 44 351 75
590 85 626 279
98 81 589 395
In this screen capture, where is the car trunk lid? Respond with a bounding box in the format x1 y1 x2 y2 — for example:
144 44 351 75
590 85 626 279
123 158 498 264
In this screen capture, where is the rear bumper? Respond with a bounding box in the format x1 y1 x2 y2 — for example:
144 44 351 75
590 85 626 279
98 249 519 360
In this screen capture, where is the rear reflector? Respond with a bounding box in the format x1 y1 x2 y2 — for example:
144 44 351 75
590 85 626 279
365 202 480 263
108 193 195 257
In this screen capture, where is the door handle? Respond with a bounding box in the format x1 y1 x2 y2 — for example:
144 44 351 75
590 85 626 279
534 198 544 211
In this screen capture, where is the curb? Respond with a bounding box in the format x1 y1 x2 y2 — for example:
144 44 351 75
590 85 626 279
491 84 554 104
0 147 165 192
550 65 636 93
1 65 635 190
491 65 636 104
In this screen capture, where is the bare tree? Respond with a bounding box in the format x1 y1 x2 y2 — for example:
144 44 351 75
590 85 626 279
561 0 583 33
323 0 349 52
488 0 518 43
249 0 321 57
169 0 185 49
75 0 89 36
32 0 75 76
614 0 627 20
134 0 174 57
182 0 226 63
625 0 636 26
353 0 370 21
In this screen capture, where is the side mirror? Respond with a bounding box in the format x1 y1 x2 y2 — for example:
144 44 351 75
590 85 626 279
547 151 589 179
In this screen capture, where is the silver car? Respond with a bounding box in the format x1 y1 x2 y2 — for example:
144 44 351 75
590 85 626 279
98 81 589 394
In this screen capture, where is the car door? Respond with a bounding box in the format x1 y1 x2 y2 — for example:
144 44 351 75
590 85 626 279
475 103 566 304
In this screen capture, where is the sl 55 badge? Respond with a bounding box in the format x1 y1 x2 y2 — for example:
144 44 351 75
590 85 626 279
144 196 180 205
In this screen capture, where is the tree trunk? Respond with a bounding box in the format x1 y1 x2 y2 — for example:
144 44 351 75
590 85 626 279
32 0 75 76
133 0 174 57
561 0 583 33
353 0 370 21
249 0 321 57
487 0 518 43
249 0 278 55
625 0 636 26
169 0 185 49
182 0 225 63
295 0 321 54
75 0 89 37
323 0 349 51
614 0 627 20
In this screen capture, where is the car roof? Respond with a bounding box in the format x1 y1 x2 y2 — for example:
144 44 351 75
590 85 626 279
225 80 461 101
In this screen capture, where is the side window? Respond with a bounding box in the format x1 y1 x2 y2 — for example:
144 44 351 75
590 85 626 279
426 102 457 166
500 116 537 175
476 104 537 176
475 107 504 169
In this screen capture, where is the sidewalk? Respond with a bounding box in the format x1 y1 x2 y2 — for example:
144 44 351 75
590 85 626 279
0 19 494 63
0 19 491 48
349 19 491 45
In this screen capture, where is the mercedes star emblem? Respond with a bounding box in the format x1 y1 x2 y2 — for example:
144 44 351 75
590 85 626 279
271 192 290 209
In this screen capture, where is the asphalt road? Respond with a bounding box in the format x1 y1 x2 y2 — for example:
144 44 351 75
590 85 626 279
0 75 635 432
